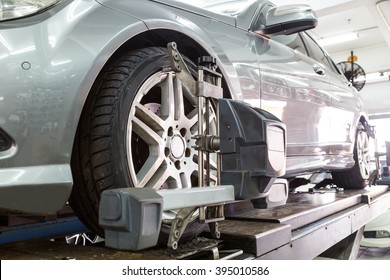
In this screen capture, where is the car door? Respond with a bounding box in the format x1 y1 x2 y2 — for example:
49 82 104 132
255 31 334 174
300 32 360 155
326 53 364 155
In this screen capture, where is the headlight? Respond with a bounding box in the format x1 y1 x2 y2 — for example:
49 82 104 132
0 0 61 22
376 230 390 238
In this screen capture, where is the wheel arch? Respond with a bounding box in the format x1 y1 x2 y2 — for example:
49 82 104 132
71 27 235 148
356 113 374 139
348 113 371 146
70 27 235 184
359 114 371 132
88 28 235 99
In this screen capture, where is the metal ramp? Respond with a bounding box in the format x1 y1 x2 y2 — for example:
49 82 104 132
0 185 389 260
208 185 390 259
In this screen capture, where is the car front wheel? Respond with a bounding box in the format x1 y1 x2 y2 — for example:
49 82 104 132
70 47 217 242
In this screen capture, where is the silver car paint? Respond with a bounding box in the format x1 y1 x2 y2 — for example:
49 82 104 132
101 0 367 171
0 0 149 213
258 35 364 175
0 0 367 214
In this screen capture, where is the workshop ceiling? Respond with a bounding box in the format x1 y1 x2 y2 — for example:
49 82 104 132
273 0 390 81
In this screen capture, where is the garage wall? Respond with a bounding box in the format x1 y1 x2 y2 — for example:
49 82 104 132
360 81 390 115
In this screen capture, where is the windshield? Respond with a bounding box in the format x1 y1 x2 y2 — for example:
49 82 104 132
173 0 257 15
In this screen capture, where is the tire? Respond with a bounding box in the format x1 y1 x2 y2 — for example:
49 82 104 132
332 123 370 189
70 47 217 243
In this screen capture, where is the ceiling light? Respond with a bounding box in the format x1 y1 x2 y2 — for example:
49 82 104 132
317 32 359 46
377 0 390 31
366 71 390 83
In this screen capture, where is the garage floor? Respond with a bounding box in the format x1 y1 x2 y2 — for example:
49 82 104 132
0 237 225 260
0 238 389 260
1 186 389 260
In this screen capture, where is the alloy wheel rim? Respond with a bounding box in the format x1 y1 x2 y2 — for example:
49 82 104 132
357 129 370 180
126 70 217 221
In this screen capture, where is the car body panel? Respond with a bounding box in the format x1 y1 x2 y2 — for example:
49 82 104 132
0 0 368 214
98 0 261 102
0 0 149 213
256 33 362 175
0 165 72 214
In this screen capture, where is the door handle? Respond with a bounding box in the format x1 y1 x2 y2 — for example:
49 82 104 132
313 64 325 75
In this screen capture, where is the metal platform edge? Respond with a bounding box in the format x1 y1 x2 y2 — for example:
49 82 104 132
210 185 390 259
256 187 390 259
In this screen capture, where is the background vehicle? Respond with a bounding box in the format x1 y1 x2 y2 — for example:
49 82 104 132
361 210 390 248
0 0 370 240
360 115 390 248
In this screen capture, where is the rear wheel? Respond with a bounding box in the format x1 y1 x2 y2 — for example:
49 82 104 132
332 123 370 189
70 47 217 242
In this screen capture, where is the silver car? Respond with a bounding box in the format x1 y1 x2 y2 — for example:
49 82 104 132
0 0 370 239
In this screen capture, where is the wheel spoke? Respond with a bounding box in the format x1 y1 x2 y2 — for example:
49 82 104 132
205 156 218 184
160 168 191 189
135 103 166 132
193 153 218 185
357 130 370 179
188 108 199 134
174 77 185 120
131 117 167 189
182 83 197 107
180 172 192 189
160 72 175 120
209 157 218 171
361 154 370 178
136 159 169 189
208 172 218 184
132 116 163 148
361 161 370 178
189 106 216 135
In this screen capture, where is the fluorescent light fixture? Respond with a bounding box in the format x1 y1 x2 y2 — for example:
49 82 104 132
377 0 390 31
366 71 390 84
317 32 359 46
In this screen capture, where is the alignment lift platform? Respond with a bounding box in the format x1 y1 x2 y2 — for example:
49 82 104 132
218 184 390 259
0 184 389 260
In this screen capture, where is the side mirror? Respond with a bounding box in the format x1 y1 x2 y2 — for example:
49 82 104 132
254 5 317 36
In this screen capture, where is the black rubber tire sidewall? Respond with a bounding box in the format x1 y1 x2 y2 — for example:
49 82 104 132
332 124 369 190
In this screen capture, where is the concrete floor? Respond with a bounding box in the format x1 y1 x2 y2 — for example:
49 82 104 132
0 237 224 260
0 238 389 260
